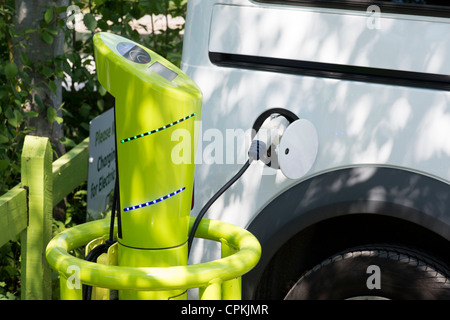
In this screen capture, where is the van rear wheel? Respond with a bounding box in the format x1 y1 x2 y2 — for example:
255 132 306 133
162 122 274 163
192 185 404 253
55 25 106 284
284 244 450 300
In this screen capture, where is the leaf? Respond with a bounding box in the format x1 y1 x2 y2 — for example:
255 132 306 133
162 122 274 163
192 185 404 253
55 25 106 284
6 292 17 300
9 84 21 100
46 107 57 123
47 108 59 123
46 27 58 35
40 31 53 44
47 80 57 95
47 107 63 124
20 52 30 66
7 116 18 128
80 103 91 118
80 122 90 131
60 137 76 148
83 13 97 32
5 62 18 79
54 67 64 78
4 107 14 121
13 109 23 125
44 8 54 24
98 85 107 96
0 160 8 172
56 6 68 14
0 135 8 144
34 94 45 110
24 111 39 118
57 18 66 29
57 102 65 112
97 98 104 112
41 66 53 78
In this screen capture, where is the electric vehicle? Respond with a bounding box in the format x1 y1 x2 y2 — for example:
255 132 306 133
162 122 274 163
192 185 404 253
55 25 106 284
182 0 450 299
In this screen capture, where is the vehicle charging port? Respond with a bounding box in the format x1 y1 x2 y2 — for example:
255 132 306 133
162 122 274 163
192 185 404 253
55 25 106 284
250 108 299 169
188 108 318 256
250 108 319 180
249 113 290 167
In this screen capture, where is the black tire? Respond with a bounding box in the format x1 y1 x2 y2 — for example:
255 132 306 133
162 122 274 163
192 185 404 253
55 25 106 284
284 244 450 300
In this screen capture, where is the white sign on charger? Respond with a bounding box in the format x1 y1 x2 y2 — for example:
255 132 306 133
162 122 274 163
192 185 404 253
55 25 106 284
87 107 116 219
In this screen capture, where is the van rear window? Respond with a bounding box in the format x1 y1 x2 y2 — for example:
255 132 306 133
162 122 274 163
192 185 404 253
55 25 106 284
255 0 450 18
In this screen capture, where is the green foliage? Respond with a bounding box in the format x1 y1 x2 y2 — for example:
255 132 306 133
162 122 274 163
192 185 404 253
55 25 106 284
0 241 21 300
0 0 187 195
0 0 187 299
0 1 38 195
62 0 187 145
52 184 89 236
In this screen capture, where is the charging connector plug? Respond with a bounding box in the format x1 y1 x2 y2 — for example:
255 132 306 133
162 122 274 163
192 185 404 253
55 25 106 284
248 140 267 163
248 114 289 164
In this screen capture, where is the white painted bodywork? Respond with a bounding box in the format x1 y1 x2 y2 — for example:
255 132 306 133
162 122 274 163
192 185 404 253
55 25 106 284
181 0 450 265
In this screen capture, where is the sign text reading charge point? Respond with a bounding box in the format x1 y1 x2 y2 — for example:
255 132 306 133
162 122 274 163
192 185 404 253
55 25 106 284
87 108 116 219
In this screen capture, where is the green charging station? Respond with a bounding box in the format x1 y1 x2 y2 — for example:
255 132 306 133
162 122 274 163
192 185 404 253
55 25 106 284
93 32 202 299
45 32 260 301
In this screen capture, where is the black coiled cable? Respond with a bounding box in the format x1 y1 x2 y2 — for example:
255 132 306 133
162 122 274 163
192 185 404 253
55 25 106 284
82 178 118 300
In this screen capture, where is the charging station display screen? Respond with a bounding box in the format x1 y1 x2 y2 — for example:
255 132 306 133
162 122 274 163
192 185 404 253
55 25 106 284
117 42 151 64
149 61 178 81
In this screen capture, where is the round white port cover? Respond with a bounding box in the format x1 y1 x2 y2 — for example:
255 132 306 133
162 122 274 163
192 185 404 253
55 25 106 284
278 119 318 180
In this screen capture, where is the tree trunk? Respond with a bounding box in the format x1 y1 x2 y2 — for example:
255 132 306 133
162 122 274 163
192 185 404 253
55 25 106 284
13 0 68 158
13 0 69 221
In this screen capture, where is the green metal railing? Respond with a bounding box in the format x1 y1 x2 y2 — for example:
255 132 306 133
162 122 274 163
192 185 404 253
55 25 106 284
0 135 261 300
46 216 261 300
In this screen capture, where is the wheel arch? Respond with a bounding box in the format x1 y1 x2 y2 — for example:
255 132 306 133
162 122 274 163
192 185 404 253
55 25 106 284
243 166 450 299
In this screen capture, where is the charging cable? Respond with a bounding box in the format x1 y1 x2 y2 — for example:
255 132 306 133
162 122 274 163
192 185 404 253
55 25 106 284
187 160 251 255
187 114 290 257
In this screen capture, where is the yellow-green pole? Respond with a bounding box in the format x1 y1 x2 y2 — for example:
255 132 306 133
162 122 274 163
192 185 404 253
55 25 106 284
199 280 222 300
60 274 82 300
221 239 242 300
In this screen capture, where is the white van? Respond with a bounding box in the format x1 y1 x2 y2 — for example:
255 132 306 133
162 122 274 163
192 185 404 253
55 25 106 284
181 0 450 299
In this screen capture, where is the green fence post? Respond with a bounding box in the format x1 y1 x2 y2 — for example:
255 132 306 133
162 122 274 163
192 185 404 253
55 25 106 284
20 136 53 300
